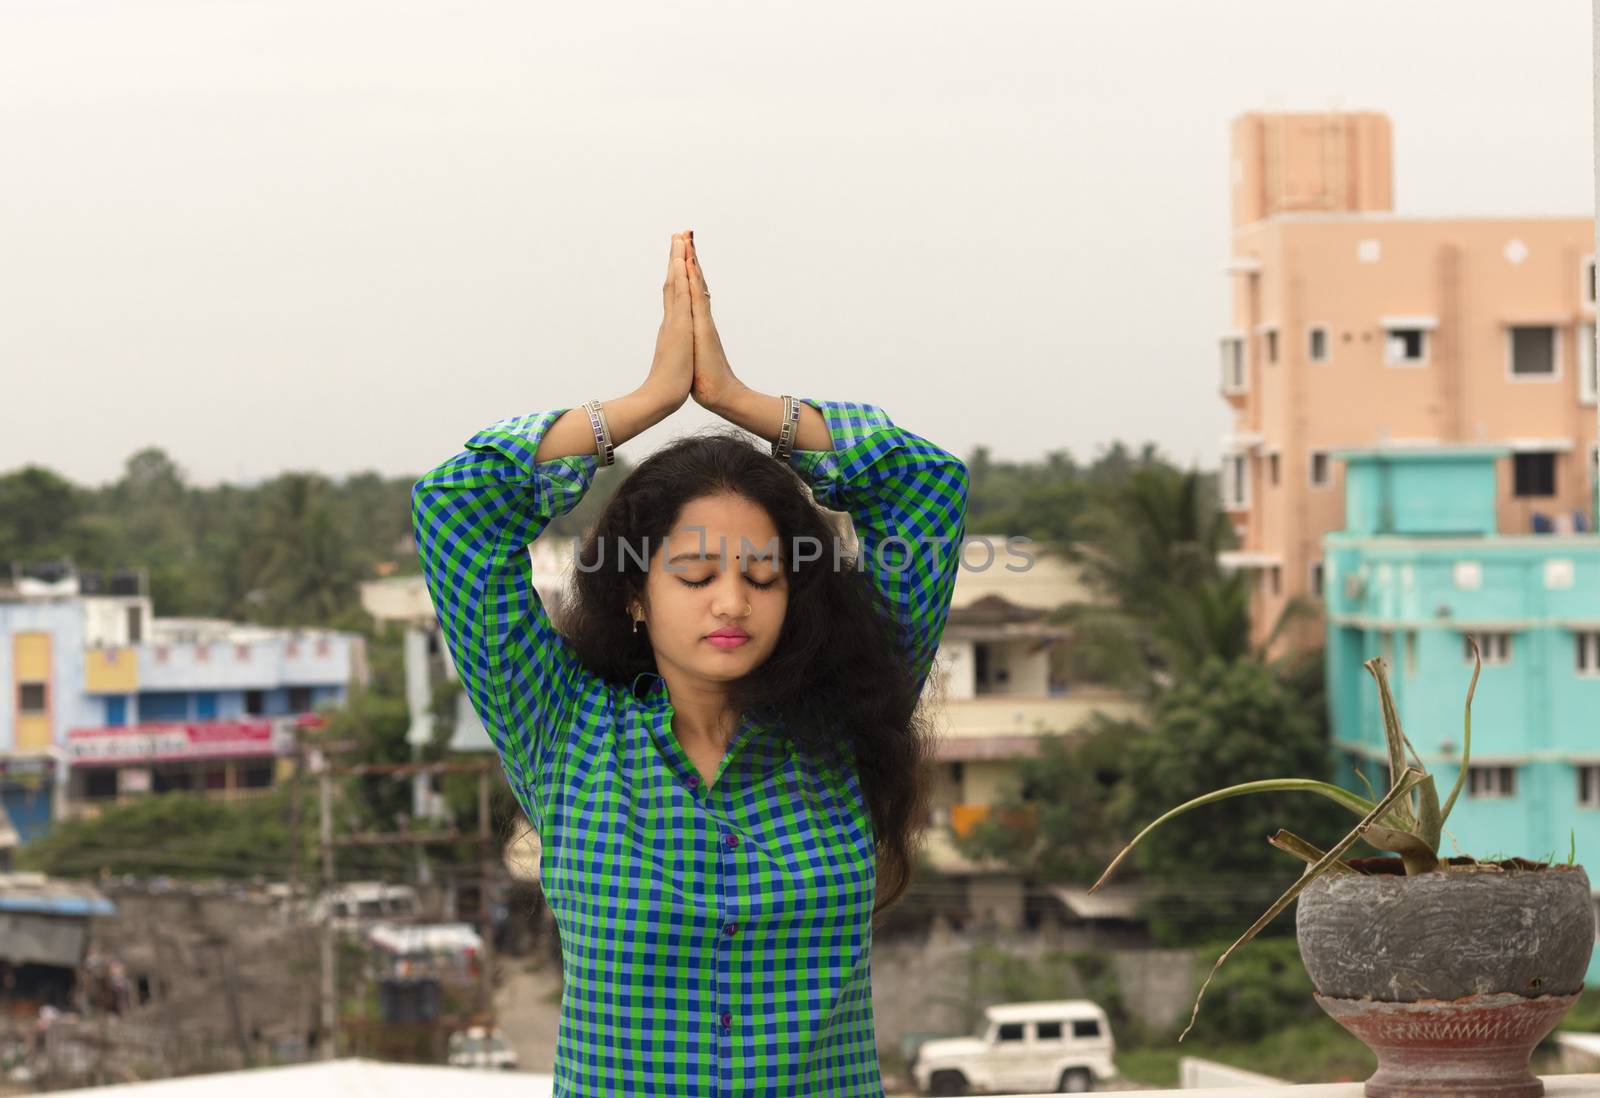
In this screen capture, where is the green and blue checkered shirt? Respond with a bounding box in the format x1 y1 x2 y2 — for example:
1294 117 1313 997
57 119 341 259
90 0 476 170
412 398 969 1096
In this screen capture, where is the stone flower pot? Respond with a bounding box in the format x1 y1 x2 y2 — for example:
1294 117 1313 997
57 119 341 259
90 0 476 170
1296 856 1595 1098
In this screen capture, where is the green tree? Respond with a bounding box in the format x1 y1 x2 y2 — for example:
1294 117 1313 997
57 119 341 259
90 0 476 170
956 720 1130 881
20 789 303 880
239 473 364 628
1109 657 1346 945
0 466 111 572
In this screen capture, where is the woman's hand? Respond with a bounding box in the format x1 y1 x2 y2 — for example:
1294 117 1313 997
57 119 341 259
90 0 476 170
644 231 694 412
685 232 745 413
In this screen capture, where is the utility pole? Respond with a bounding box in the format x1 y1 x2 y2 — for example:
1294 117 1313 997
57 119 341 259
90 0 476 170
288 729 303 898
319 762 336 1061
324 759 501 1028
477 762 495 1019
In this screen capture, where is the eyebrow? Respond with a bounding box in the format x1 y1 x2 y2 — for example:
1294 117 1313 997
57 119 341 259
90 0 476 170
667 551 781 564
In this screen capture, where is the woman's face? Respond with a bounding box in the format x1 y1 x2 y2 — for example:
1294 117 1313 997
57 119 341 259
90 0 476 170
639 492 789 688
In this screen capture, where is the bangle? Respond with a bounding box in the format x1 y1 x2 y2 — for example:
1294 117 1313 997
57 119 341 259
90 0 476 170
582 399 615 467
771 394 800 462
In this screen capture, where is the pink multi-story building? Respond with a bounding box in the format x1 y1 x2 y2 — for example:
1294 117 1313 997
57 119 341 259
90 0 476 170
1217 111 1598 650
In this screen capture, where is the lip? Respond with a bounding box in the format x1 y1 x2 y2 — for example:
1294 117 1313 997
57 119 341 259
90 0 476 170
705 630 750 649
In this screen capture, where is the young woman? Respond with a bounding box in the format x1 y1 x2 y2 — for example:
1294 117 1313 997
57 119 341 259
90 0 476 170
411 231 969 1096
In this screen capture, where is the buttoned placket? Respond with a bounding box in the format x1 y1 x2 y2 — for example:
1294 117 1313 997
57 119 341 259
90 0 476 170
700 743 751 1075
639 673 760 1079
680 743 742 1064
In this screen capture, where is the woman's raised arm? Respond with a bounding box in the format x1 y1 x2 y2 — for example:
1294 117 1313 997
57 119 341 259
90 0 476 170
410 233 695 809
410 384 679 802
707 387 970 699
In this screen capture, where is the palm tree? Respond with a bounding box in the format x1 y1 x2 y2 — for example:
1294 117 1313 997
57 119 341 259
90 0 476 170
1054 465 1312 692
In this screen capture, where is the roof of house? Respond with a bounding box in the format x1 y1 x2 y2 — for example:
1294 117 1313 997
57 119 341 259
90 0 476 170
0 873 116 917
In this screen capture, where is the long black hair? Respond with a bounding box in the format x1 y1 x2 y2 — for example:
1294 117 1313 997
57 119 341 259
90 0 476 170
559 425 935 918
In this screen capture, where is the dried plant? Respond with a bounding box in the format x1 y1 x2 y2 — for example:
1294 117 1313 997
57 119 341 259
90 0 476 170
1088 638 1485 1040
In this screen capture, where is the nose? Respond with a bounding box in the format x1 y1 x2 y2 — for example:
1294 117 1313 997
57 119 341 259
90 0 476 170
710 567 750 618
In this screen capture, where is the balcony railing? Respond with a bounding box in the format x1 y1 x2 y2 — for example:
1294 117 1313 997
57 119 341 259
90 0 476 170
940 693 1142 742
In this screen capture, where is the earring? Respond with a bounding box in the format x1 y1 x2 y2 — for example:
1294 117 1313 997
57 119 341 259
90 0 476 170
630 605 644 633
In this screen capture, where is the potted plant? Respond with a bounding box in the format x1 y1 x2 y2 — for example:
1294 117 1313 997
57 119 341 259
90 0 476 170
1089 641 1594 1097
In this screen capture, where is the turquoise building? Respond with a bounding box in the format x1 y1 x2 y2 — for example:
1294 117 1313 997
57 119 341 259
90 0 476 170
1323 446 1600 982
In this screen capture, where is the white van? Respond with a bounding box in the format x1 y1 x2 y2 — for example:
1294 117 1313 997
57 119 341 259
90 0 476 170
910 1000 1116 1095
447 1025 519 1070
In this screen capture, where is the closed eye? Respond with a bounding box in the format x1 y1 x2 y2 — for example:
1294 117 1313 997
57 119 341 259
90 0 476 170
680 576 781 590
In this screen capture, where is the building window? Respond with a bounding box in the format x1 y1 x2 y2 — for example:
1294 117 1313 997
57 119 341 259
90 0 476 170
1404 631 1418 678
1220 336 1247 394
1579 765 1600 809
1583 255 1596 309
1463 632 1512 665
1268 566 1282 597
245 689 266 716
1309 450 1331 488
1383 327 1428 366
1309 560 1325 598
1581 323 1597 406
241 763 274 789
1268 453 1281 486
1263 328 1279 364
153 769 194 794
1508 325 1558 379
1308 326 1329 363
1221 453 1250 510
84 770 119 800
127 605 143 643
1577 632 1600 676
288 686 314 712
1035 1022 1063 1041
1468 765 1517 799
18 682 47 714
1512 452 1557 498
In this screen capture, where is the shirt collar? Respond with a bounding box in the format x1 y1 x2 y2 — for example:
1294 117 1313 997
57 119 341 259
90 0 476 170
630 670 671 710
629 669 773 753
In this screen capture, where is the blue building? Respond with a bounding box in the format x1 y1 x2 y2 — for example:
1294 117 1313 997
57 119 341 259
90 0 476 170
1 564 367 840
1323 446 1600 981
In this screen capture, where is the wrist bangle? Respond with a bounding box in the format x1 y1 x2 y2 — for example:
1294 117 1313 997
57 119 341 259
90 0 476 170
582 399 615 467
771 394 800 462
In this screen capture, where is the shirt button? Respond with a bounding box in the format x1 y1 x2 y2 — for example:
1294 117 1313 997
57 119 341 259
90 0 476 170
720 1012 732 1028
687 774 700 788
724 923 738 936
724 834 739 849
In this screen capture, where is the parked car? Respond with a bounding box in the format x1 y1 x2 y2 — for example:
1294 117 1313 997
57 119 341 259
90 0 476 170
308 881 420 930
909 1000 1116 1095
447 1025 519 1070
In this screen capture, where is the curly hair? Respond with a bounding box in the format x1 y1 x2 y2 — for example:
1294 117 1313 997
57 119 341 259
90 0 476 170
557 425 936 918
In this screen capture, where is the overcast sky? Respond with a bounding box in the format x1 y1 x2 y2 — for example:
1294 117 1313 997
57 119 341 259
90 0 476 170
1 0 1591 488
